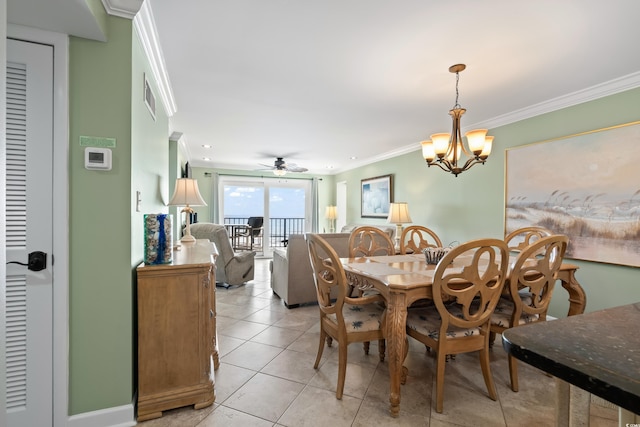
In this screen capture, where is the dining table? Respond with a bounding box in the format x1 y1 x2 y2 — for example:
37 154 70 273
341 253 586 417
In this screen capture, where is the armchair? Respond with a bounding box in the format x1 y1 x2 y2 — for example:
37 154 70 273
189 223 255 286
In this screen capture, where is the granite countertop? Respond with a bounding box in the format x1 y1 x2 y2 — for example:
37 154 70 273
502 302 640 413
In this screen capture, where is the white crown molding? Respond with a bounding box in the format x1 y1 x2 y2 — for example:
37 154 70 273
170 131 192 162
133 1 177 117
101 0 143 19
332 144 418 175
469 71 640 130
335 71 640 175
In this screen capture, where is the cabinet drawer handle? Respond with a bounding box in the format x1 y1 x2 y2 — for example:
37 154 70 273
210 309 214 318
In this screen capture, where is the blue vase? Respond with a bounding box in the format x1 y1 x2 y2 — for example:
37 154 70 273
144 214 173 264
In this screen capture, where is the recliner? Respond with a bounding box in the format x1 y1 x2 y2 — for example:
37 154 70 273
189 223 255 286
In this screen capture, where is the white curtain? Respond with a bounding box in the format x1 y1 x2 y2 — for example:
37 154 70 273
311 177 319 232
212 172 220 223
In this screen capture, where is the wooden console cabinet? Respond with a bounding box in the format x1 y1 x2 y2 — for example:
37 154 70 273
136 240 219 422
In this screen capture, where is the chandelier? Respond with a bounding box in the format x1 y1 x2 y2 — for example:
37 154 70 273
421 64 493 177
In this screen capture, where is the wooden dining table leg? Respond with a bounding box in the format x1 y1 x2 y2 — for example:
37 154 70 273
556 266 586 316
386 291 408 418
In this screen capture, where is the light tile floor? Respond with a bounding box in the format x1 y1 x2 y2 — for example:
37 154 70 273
137 258 618 427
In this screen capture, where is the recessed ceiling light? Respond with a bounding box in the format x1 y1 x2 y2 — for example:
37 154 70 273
202 144 212 148
325 165 335 169
202 157 211 161
350 156 358 160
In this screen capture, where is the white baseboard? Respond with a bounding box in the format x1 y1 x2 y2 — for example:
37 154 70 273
67 403 135 427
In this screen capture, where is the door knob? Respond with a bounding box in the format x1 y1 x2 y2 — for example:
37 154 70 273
6 251 47 271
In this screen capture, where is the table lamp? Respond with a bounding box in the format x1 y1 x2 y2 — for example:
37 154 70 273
387 202 412 251
325 205 337 233
168 178 207 243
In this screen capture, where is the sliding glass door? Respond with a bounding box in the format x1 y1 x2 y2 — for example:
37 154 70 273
220 176 311 256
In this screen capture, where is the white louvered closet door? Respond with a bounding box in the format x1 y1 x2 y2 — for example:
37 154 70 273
5 39 54 427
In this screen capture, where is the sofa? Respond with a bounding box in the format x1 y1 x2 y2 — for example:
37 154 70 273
270 224 395 308
189 223 255 286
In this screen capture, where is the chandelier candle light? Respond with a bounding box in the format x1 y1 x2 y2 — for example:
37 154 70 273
325 205 337 233
387 202 412 251
167 178 207 244
421 64 494 177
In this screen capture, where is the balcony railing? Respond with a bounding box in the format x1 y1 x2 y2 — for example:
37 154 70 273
223 217 305 248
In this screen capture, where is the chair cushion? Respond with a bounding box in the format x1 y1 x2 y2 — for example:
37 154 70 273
406 305 482 339
491 294 540 328
327 303 384 333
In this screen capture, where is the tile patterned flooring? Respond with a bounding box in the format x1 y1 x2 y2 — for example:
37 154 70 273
137 258 618 427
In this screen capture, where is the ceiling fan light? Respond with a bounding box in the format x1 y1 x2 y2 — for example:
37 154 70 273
273 169 287 176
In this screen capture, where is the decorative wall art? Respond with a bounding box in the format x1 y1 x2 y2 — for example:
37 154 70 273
505 121 640 267
361 174 393 218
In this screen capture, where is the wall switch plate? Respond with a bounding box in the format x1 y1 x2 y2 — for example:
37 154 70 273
136 191 142 212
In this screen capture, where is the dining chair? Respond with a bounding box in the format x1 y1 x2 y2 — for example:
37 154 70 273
399 225 443 255
490 234 569 392
404 238 509 413
348 226 396 257
347 226 395 352
504 226 553 253
305 233 386 399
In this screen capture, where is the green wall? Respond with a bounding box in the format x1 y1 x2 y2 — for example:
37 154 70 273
68 15 170 415
335 87 640 317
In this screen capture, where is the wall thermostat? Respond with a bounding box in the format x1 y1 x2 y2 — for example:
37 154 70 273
85 147 112 170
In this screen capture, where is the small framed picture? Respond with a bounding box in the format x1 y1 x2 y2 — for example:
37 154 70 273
143 73 156 121
361 174 393 218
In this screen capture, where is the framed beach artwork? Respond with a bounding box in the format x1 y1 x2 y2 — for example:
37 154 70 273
505 120 640 267
361 174 393 218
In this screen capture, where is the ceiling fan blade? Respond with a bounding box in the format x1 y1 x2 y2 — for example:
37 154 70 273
285 165 308 173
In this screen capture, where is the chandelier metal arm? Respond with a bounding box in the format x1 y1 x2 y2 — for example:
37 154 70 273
425 155 486 177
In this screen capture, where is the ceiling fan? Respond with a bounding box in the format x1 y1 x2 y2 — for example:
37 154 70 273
258 157 308 176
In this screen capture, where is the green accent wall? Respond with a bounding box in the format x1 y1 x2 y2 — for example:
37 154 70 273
335 87 640 317
68 15 170 415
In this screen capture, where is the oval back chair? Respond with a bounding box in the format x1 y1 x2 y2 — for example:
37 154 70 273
306 233 386 399
399 225 443 255
491 234 569 391
405 238 509 413
504 226 553 253
348 226 395 257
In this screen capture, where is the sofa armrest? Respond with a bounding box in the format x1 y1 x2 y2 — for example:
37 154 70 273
271 248 289 300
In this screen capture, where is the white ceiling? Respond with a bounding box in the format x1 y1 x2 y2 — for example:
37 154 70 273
9 0 640 175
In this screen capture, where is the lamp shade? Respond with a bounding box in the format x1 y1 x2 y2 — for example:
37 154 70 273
325 205 337 220
387 202 412 224
167 178 207 207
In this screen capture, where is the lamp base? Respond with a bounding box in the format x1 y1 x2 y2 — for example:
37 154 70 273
180 233 196 243
395 223 403 253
